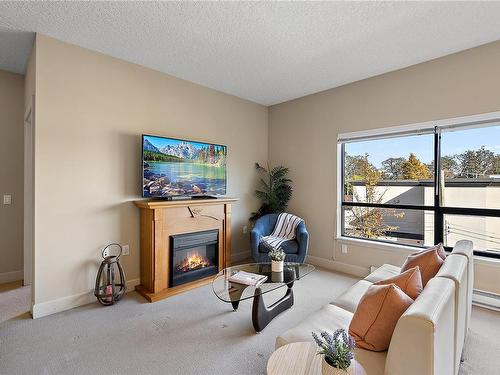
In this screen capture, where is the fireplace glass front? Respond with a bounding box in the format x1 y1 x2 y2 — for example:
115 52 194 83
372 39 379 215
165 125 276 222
170 230 218 287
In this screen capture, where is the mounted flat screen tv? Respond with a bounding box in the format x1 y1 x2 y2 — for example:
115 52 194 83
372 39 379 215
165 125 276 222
142 134 227 198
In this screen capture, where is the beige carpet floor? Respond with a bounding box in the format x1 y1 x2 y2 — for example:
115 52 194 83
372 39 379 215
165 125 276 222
460 306 500 375
0 281 30 324
0 269 499 374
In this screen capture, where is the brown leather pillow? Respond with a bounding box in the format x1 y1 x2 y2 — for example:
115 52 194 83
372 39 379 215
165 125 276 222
374 266 423 300
401 246 444 286
349 284 413 352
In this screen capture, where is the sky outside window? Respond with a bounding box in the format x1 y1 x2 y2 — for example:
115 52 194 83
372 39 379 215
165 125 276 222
345 125 500 174
441 125 500 157
345 134 433 169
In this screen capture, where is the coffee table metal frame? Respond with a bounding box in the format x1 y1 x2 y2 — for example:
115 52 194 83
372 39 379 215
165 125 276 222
212 263 314 332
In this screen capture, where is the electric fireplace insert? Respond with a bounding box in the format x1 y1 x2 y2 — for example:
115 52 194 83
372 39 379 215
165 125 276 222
170 230 219 287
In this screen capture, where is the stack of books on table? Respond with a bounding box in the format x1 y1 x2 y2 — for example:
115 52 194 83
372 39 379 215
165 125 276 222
229 271 267 287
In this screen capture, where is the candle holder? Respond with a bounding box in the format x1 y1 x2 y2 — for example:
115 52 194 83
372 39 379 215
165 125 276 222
94 243 127 306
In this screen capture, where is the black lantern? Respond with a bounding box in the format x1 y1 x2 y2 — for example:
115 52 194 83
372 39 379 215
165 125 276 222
94 243 127 306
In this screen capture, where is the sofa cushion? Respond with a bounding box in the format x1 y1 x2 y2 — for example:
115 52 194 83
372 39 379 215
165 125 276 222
275 304 386 375
330 280 372 313
364 264 401 283
258 240 298 254
275 304 353 349
374 266 423 300
349 284 414 352
401 247 444 286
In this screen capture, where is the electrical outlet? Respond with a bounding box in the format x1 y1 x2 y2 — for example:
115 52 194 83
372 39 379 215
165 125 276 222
3 195 11 205
122 244 130 256
242 225 248 234
341 244 348 254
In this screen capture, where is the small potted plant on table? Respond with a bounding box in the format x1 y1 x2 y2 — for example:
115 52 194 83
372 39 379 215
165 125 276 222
268 247 286 272
312 328 355 375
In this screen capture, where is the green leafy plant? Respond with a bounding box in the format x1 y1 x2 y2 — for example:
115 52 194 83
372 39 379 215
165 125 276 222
250 163 293 221
312 329 355 371
268 247 286 262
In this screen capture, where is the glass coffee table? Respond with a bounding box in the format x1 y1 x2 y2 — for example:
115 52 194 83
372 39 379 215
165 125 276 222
212 262 315 332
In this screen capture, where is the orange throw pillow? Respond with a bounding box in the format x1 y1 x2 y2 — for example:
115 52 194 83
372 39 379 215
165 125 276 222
374 266 423 300
401 247 444 286
349 284 413 352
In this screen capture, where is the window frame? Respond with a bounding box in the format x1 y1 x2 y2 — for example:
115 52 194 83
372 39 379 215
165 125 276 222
339 114 500 259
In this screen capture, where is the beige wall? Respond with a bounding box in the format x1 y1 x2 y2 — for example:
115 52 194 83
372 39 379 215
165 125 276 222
33 35 268 307
269 40 500 293
24 41 36 111
0 69 24 279
24 40 36 297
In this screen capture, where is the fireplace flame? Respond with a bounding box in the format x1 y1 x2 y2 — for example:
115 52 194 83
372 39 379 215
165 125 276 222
176 252 212 273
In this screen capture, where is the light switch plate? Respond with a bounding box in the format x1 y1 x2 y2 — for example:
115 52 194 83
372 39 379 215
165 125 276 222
341 244 348 254
3 195 11 205
122 244 130 256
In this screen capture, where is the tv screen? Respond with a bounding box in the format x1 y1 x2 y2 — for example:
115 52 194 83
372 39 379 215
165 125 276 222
142 135 227 198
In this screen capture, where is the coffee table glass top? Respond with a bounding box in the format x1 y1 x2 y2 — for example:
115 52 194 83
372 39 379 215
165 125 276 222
212 263 315 303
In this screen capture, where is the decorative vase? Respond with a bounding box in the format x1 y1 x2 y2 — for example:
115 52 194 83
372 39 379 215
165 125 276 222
271 260 284 272
321 356 353 375
271 271 284 282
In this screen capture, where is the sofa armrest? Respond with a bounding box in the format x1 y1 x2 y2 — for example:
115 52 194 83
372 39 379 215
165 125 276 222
450 240 474 332
295 222 309 262
385 278 455 375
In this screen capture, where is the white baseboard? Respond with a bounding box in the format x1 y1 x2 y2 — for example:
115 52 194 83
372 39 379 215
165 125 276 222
32 277 142 319
306 255 368 278
473 289 500 312
231 251 249 263
126 278 141 291
32 290 95 319
0 270 23 284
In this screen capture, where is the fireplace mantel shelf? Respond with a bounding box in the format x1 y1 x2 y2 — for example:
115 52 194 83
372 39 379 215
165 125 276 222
134 197 238 209
134 197 237 302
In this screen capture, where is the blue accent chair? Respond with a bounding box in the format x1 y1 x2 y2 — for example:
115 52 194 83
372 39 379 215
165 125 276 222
250 213 309 263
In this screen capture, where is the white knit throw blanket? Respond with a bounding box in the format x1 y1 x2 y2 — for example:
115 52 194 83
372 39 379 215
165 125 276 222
261 213 304 250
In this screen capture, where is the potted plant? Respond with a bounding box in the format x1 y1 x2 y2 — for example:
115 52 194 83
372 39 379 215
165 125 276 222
268 247 286 272
250 163 293 222
312 329 355 375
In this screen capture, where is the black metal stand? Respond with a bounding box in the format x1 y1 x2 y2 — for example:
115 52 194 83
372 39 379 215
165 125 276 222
231 299 240 311
252 282 294 332
228 283 247 311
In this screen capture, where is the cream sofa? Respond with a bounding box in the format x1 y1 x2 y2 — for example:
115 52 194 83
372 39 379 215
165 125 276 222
276 240 474 375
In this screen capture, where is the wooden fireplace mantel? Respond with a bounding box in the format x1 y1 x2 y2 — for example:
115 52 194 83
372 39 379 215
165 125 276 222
134 197 238 302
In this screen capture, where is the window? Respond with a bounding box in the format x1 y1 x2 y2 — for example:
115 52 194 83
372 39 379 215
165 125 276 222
340 116 500 259
439 124 500 257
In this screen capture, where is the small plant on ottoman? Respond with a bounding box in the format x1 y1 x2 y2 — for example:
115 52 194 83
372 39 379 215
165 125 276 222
268 247 286 272
312 328 355 375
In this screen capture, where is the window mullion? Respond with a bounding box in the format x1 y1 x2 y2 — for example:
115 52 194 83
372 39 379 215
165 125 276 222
434 127 444 245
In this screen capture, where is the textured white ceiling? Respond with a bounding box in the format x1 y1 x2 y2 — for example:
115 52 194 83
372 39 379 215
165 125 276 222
1 2 500 105
0 26 34 74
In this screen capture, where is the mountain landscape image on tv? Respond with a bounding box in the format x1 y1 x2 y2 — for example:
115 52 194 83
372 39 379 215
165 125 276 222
142 135 227 198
